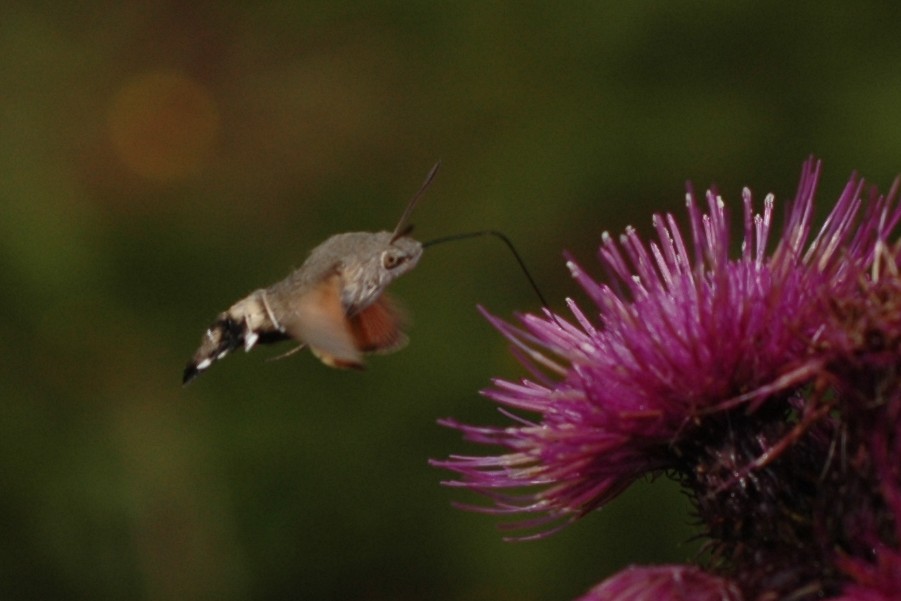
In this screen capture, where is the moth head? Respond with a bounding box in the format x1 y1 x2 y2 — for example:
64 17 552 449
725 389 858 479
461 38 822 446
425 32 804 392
327 231 423 313
381 235 422 276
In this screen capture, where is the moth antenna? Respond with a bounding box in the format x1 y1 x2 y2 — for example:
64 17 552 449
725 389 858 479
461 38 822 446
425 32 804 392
391 160 441 243
423 230 557 321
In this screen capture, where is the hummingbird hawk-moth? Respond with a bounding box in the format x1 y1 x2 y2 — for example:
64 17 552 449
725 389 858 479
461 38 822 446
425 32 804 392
182 162 439 384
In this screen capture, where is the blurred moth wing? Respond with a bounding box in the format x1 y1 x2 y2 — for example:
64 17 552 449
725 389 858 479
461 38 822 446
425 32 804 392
348 294 409 354
278 274 409 368
282 273 364 369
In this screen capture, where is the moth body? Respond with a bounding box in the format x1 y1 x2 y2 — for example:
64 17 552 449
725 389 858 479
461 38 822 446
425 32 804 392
182 230 422 384
183 162 438 385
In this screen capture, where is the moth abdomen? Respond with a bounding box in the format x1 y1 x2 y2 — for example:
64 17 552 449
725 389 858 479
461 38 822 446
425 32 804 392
182 290 288 384
182 316 243 384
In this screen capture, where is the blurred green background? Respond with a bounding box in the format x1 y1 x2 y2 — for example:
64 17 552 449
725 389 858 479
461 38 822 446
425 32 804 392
2 2 901 600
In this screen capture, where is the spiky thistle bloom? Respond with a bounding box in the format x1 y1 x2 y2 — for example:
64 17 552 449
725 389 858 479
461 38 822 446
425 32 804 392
433 158 901 600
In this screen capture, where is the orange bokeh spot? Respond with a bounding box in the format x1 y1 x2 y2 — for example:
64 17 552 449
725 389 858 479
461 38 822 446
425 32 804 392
108 71 219 182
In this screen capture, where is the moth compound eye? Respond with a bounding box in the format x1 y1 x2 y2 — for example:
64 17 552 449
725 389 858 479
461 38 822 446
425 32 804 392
382 250 406 270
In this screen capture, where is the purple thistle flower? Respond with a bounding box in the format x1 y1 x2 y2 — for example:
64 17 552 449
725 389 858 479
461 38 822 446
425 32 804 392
433 158 901 600
574 565 741 601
